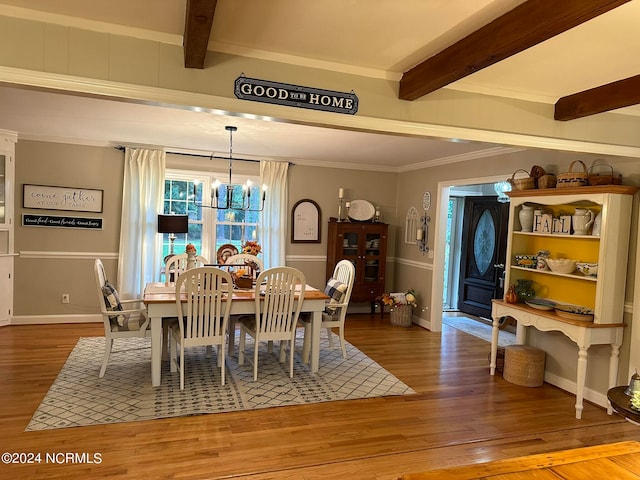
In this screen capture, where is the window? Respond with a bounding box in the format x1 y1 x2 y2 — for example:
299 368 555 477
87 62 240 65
162 170 261 263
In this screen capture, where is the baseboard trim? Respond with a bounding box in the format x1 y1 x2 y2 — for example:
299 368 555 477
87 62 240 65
544 371 608 410
11 314 100 325
412 315 431 331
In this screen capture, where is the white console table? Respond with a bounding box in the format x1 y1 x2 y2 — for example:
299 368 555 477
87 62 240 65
490 300 625 419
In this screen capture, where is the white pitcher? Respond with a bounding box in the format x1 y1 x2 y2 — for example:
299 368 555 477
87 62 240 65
592 211 602 236
572 208 594 235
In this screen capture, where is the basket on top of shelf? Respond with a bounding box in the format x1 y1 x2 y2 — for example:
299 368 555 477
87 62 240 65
588 162 622 186
507 169 536 191
557 160 589 188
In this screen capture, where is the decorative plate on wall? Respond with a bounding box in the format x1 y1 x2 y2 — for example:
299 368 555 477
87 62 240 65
348 199 375 221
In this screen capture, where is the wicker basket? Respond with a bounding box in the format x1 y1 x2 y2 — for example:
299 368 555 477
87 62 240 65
508 169 536 191
503 345 545 387
588 163 615 186
390 304 412 327
557 160 588 188
233 275 253 289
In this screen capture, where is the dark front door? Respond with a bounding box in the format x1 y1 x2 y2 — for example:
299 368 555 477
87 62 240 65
457 196 509 318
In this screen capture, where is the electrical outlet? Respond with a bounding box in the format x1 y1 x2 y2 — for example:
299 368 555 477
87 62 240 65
62 294 70 304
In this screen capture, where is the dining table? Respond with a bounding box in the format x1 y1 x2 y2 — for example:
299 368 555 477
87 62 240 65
143 281 330 387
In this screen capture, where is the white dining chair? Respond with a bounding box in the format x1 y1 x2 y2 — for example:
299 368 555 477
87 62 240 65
93 258 151 378
238 267 306 381
224 253 264 354
224 253 263 276
164 253 209 285
300 259 355 361
169 266 234 389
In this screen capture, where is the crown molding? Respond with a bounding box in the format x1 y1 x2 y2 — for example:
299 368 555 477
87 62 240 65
0 5 181 45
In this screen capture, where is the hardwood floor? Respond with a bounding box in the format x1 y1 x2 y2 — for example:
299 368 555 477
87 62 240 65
1 315 638 479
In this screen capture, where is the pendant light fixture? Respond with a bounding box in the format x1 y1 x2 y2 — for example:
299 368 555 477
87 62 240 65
195 126 267 211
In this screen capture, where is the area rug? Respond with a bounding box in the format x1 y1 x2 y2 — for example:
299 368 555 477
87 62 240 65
27 333 415 431
443 315 517 346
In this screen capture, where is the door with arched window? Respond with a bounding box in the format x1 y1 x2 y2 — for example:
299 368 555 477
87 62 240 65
457 196 509 319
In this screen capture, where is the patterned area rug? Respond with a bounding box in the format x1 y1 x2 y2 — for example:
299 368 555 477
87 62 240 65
27 333 415 431
443 315 517 346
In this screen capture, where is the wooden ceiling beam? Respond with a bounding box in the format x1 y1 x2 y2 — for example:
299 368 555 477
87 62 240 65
554 75 640 120
183 0 218 69
398 0 630 101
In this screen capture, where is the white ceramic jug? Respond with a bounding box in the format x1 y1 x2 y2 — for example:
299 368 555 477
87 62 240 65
519 204 534 232
592 211 602 236
572 208 594 235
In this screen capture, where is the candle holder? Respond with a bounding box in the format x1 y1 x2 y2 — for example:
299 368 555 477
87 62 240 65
417 215 430 255
337 198 344 222
345 202 352 222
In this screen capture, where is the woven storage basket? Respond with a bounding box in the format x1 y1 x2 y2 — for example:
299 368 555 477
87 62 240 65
508 169 536 191
390 304 412 327
503 345 545 387
557 160 588 188
588 163 614 186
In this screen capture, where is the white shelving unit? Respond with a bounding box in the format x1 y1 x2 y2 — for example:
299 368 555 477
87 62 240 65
490 185 638 419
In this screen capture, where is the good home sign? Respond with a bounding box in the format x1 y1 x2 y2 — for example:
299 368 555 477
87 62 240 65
23 184 103 213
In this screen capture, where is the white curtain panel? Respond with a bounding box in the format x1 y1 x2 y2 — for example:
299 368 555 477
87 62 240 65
118 147 166 299
260 160 288 269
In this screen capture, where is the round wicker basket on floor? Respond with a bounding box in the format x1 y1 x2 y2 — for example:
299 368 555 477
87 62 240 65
390 305 412 327
503 345 545 387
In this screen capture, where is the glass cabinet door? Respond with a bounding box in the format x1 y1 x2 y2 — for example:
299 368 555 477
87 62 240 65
364 232 382 283
341 230 360 258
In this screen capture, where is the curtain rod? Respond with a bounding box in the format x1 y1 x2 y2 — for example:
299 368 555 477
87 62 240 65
114 145 294 165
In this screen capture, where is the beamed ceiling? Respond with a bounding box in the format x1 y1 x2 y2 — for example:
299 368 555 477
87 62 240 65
184 0 637 120
0 0 638 168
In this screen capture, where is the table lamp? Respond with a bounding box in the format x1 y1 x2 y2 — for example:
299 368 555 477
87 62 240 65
157 214 189 263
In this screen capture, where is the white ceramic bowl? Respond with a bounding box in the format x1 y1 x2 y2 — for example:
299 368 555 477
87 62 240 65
576 262 598 276
545 258 576 274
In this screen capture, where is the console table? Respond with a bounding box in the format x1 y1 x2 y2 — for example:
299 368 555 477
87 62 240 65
490 300 625 419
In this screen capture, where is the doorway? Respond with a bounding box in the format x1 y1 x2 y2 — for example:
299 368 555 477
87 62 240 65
432 176 509 332
456 196 509 319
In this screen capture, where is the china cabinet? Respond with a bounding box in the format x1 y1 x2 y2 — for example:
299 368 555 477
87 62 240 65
0 131 16 326
326 218 387 310
490 185 637 419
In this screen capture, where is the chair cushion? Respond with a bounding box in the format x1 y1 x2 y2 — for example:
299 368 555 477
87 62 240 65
102 281 127 327
324 277 347 313
111 314 147 332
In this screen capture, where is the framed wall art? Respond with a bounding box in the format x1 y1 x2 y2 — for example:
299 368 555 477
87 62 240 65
23 184 104 213
291 199 321 243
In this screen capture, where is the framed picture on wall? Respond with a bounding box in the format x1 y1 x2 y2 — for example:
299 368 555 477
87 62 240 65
23 184 104 213
291 199 321 243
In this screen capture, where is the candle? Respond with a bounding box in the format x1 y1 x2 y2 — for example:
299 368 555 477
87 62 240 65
416 228 423 241
338 188 344 199
345 201 351 208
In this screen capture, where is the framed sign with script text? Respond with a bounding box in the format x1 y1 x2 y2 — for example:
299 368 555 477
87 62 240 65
23 184 104 213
